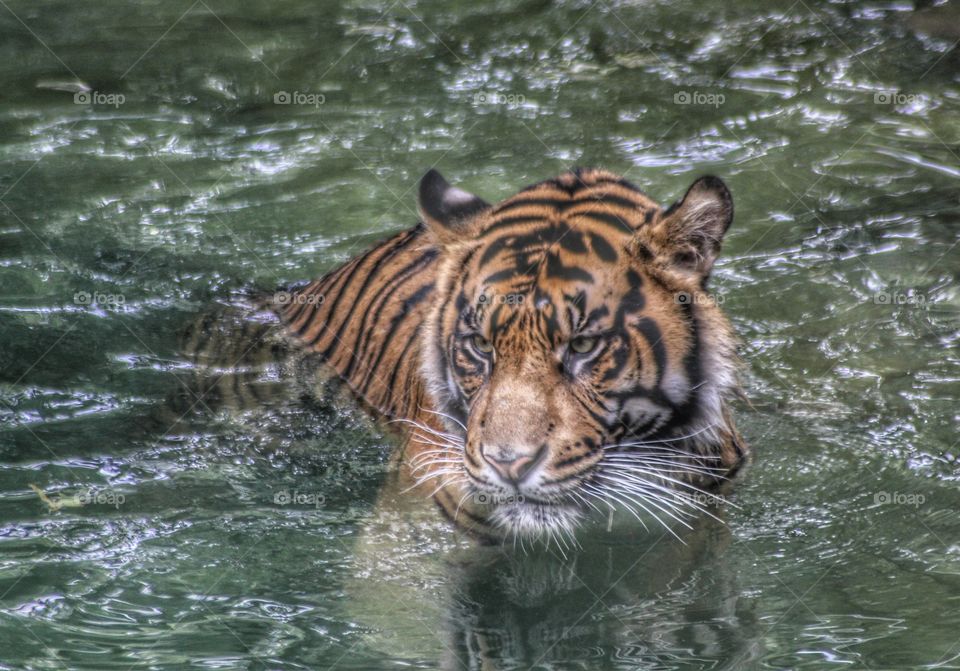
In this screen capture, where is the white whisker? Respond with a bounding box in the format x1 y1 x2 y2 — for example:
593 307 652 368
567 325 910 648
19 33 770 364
408 449 462 466
417 405 467 431
601 463 735 505
599 469 713 507
390 417 463 442
582 482 652 533
603 423 720 449
589 481 688 541
595 471 729 524
453 488 474 522
411 449 463 468
408 460 462 475
604 445 723 460
601 456 726 479
410 435 463 451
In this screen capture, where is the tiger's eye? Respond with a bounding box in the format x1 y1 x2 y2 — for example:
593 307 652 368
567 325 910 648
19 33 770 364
473 334 494 353
569 336 598 354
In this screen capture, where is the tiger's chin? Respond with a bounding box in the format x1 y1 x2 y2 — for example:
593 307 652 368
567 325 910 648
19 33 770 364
488 499 583 539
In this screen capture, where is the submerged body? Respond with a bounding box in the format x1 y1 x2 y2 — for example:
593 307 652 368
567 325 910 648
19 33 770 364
275 168 748 541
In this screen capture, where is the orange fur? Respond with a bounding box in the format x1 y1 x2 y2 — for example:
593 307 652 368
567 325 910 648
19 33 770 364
276 169 748 540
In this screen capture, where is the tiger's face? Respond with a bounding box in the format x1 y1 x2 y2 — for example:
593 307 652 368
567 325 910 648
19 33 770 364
416 169 746 539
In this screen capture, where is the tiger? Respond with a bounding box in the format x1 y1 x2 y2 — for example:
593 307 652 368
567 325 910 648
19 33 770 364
271 167 749 543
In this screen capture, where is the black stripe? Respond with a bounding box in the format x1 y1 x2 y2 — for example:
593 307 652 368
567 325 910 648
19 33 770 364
652 303 703 434
579 193 644 210
553 451 594 470
574 210 634 234
315 229 415 351
538 296 561 341
612 271 645 332
545 252 593 283
559 229 588 255
385 326 422 415
492 197 571 215
606 384 673 409
482 267 522 285
358 282 435 394
478 222 583 269
601 338 631 382
576 392 619 433
588 232 618 262
295 256 363 336
285 278 327 329
430 248 479 416
584 305 609 329
628 414 660 438
343 249 439 378
493 192 645 216
434 487 491 528
189 312 218 359
480 215 546 238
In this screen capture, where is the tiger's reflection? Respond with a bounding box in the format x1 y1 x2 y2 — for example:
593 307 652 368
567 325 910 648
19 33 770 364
167 304 760 669
348 472 762 670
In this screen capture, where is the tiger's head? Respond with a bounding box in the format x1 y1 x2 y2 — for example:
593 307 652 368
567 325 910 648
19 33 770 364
415 168 747 540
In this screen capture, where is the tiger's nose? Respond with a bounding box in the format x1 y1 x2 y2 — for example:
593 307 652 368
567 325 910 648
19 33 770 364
482 444 547 485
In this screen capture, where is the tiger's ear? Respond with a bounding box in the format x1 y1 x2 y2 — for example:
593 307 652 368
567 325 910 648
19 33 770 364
418 169 490 243
637 176 733 283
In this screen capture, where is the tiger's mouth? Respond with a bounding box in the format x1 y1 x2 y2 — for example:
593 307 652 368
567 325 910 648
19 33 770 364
485 495 583 538
403 412 736 541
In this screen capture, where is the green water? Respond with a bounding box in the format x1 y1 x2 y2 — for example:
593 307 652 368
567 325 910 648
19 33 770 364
1 0 959 668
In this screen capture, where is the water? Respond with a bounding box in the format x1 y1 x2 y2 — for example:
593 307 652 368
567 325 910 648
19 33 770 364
1 0 958 668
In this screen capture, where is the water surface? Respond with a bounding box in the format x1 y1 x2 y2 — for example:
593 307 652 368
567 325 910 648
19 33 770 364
1 1 958 668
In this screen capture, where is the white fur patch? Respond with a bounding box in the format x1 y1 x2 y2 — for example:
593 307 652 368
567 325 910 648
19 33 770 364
620 397 664 427
489 501 582 538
